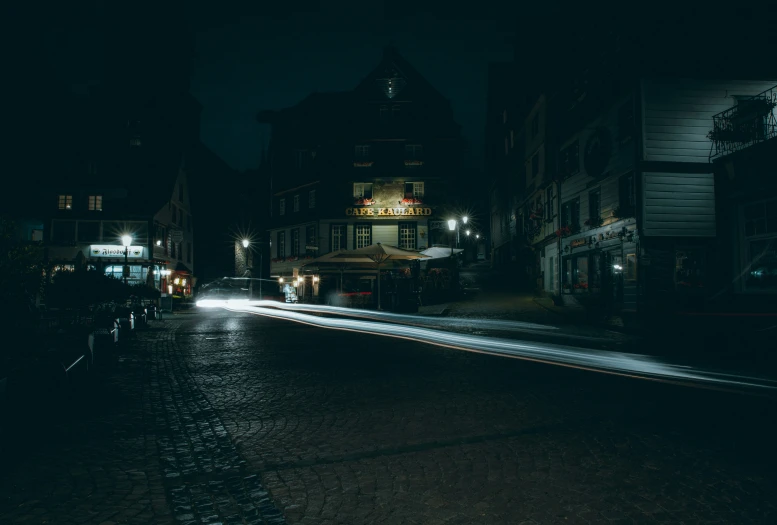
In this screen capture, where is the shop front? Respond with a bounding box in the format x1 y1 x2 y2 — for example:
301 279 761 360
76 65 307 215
560 218 638 314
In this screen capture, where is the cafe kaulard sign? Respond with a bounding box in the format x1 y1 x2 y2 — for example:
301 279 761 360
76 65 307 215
346 207 432 217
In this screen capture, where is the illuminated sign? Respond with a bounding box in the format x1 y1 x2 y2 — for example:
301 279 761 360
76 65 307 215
570 239 587 248
90 245 145 258
345 207 432 217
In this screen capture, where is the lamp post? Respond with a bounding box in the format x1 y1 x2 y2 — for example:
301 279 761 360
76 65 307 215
121 235 133 286
242 239 253 299
447 219 457 256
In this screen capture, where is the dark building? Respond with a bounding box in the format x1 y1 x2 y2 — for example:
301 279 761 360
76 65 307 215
258 46 466 302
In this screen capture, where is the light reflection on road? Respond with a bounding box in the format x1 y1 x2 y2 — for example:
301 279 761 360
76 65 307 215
197 299 777 395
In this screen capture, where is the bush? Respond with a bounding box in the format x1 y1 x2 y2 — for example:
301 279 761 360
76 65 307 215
47 270 133 309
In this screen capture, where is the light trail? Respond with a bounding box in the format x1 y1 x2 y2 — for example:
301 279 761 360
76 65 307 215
197 299 625 344
197 299 777 395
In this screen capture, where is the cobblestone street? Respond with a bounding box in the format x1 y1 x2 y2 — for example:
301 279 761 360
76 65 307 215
1 310 776 524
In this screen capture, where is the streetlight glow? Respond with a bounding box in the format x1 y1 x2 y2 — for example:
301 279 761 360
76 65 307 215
462 216 468 224
121 235 133 247
242 239 250 248
476 234 480 239
447 219 457 231
279 277 284 283
466 229 471 236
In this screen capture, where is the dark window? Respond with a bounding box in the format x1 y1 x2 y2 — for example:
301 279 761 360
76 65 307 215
617 99 634 142
293 195 300 212
306 224 317 255
399 222 417 250
187 242 192 263
531 153 539 177
331 224 346 251
279 198 286 215
355 145 371 157
618 172 636 212
277 231 285 258
560 140 579 177
562 198 581 230
291 229 300 256
405 144 423 158
588 189 601 222
77 221 100 242
545 186 553 220
531 114 539 138
52 221 76 243
404 182 424 198
355 224 372 249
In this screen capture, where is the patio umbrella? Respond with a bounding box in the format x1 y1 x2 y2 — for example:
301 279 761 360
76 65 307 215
420 247 464 260
301 250 376 292
332 243 429 310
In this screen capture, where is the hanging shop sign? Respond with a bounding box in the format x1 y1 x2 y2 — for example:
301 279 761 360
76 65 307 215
90 245 145 258
345 207 432 217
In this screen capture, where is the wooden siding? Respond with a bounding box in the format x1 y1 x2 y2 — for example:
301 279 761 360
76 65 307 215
641 79 777 163
641 172 716 237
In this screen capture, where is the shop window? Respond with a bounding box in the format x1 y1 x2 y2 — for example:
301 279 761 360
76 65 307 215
291 229 300 256
399 222 416 250
745 239 777 291
331 225 345 251
355 224 371 249
675 250 705 289
353 183 373 199
58 195 73 210
562 255 589 292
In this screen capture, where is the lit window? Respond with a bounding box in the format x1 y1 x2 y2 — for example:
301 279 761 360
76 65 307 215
309 190 316 209
355 224 371 249
88 195 103 211
58 195 73 210
353 183 373 199
404 182 424 198
293 195 300 212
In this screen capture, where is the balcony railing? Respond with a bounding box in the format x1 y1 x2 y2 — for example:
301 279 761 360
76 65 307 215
709 85 777 160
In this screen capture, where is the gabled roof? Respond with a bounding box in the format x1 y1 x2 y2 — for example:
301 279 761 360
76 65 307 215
352 46 451 109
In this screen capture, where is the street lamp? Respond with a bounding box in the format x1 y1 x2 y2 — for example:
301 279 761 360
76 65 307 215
242 239 250 248
462 216 468 225
447 219 457 256
466 229 471 236
476 234 480 239
121 235 133 286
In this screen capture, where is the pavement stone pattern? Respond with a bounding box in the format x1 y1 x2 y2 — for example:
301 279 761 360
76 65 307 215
1 310 776 524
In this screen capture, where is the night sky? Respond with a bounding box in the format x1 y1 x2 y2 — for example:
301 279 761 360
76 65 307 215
27 2 521 175
190 3 519 173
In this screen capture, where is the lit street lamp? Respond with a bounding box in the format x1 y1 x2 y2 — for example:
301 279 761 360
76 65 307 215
121 234 133 286
447 219 457 256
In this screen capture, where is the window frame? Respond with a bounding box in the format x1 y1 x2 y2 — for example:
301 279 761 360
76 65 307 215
279 198 286 216
353 182 373 199
398 222 417 250
293 194 300 213
330 224 347 251
277 231 286 258
308 189 316 209
291 228 300 256
87 195 103 211
58 195 73 210
354 223 372 249
588 188 601 222
355 145 371 158
405 144 423 159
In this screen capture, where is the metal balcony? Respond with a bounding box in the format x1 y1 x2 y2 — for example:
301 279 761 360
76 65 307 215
709 85 777 160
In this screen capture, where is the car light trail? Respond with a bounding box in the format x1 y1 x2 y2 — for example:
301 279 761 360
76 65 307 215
197 299 777 395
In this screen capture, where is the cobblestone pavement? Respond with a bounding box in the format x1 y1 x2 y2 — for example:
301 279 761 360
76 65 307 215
1 310 776 524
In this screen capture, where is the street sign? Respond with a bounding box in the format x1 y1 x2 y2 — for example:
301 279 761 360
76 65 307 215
171 230 184 243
